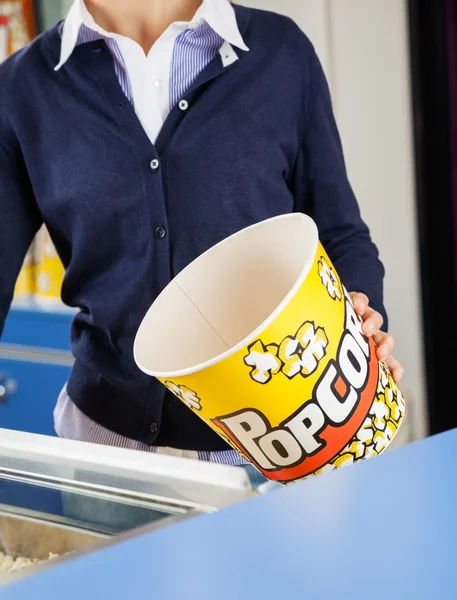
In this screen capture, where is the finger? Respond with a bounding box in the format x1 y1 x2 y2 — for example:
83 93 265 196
350 292 369 316
385 355 404 383
362 307 384 336
374 332 395 360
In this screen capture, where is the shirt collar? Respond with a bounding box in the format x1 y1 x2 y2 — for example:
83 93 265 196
55 0 248 71
192 0 248 51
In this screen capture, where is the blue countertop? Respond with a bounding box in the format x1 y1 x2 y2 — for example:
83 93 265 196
2 303 74 350
3 429 457 599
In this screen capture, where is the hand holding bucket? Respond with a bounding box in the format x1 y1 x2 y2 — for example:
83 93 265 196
134 214 405 484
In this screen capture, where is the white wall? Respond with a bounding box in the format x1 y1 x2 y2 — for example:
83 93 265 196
241 0 427 443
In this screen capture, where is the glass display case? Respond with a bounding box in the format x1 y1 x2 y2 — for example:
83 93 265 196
0 428 254 587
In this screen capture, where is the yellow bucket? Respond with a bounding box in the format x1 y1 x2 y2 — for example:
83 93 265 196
134 214 405 483
14 245 35 299
34 226 65 305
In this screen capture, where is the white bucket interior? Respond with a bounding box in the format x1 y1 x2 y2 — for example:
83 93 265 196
134 214 318 377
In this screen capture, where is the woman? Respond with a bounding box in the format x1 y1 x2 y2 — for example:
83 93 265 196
0 0 403 483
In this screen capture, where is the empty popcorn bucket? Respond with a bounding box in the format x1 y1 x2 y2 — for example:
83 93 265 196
14 245 35 299
134 214 405 484
34 226 65 305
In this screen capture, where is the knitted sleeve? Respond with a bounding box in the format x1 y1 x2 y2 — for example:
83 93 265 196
0 76 42 334
292 42 387 330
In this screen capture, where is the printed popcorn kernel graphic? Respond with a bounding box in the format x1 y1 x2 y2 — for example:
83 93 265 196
244 321 328 384
318 256 342 300
165 381 202 411
244 340 282 384
278 322 328 379
332 453 355 469
310 362 405 476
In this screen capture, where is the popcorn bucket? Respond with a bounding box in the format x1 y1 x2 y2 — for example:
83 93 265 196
14 244 35 299
134 214 405 484
34 226 65 305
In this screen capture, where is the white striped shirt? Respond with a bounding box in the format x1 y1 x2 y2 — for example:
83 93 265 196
53 0 249 466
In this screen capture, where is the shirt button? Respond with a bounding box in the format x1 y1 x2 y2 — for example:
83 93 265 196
155 226 166 239
150 422 159 434
149 158 160 171
178 99 189 111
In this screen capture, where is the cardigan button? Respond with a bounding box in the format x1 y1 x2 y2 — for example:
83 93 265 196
150 422 159 434
178 99 189 111
149 158 160 171
155 226 166 239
